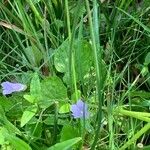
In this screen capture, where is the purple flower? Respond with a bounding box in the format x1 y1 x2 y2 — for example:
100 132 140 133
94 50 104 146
1 81 27 95
71 99 89 119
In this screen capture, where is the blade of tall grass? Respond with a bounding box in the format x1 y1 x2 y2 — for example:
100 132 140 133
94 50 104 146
26 0 43 23
65 0 84 98
85 0 104 149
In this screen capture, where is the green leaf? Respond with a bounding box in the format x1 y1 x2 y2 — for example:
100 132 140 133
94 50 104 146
41 76 67 100
0 96 14 112
0 128 5 145
0 105 21 135
74 40 93 81
21 105 37 127
60 125 79 142
54 40 93 84
6 134 32 150
59 104 70 114
4 120 22 136
23 94 36 103
25 122 42 139
71 90 81 102
1 128 30 149
30 72 42 101
23 46 42 67
44 116 69 126
47 137 82 150
54 40 69 73
30 72 41 95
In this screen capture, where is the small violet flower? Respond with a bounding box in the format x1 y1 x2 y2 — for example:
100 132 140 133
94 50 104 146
71 99 89 119
1 81 27 95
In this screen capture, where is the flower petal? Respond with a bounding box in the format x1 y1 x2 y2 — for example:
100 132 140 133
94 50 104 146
76 99 87 110
77 100 89 118
1 81 27 95
11 83 27 91
71 100 89 119
3 89 13 95
71 104 82 118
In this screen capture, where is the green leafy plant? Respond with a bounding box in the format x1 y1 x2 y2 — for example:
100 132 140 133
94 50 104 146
1 0 150 149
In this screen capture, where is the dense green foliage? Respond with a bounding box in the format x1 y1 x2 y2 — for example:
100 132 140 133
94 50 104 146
0 0 150 149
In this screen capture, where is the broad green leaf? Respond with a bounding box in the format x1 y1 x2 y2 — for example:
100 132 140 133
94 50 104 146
59 104 70 114
23 94 36 103
44 116 69 126
43 116 54 125
21 105 37 127
6 134 32 150
60 125 79 142
41 76 67 100
54 40 69 73
30 72 41 94
47 137 82 150
74 40 93 81
54 40 93 84
4 119 22 136
30 72 42 101
38 100 54 109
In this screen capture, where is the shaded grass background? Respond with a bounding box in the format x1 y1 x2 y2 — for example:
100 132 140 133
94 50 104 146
0 0 150 149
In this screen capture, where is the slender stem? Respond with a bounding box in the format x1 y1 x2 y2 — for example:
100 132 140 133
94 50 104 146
65 0 71 41
65 0 78 101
